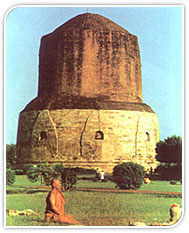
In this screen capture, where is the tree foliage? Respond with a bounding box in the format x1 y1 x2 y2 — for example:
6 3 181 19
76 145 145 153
155 164 181 180
61 168 77 191
155 136 182 181
26 164 58 184
25 164 77 190
112 162 144 190
6 168 16 185
6 144 17 168
155 136 182 164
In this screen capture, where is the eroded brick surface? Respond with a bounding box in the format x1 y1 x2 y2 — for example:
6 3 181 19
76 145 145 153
17 109 159 172
38 13 142 103
16 13 160 172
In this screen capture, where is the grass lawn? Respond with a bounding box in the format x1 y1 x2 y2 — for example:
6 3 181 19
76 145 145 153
6 175 182 227
7 175 182 193
77 179 182 193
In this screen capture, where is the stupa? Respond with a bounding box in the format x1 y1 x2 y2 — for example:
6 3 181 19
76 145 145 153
16 13 159 172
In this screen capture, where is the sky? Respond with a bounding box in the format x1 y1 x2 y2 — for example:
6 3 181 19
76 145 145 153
4 5 183 144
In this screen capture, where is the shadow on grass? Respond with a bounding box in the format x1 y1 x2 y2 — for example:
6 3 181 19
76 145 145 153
32 217 131 226
6 189 48 194
29 217 81 226
76 189 182 198
26 190 48 194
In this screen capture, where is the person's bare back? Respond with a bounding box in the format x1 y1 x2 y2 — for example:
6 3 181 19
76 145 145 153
44 179 80 225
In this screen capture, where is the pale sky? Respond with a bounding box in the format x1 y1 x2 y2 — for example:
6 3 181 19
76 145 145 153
5 6 183 144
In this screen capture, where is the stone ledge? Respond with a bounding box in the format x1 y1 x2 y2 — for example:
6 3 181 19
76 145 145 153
22 96 154 113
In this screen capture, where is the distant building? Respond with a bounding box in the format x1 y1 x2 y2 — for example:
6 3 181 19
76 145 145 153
16 13 159 172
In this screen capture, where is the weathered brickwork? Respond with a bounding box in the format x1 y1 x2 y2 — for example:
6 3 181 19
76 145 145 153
38 13 142 103
16 13 160 172
17 109 159 172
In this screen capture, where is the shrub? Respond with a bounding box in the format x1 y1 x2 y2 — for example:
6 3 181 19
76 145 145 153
170 180 177 185
26 166 41 183
61 168 77 191
73 167 96 175
112 162 144 190
15 169 25 175
6 168 16 185
52 164 64 176
26 164 55 184
154 164 181 181
24 163 78 190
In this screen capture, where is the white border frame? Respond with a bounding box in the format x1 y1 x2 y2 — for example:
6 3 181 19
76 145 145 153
2 1 187 231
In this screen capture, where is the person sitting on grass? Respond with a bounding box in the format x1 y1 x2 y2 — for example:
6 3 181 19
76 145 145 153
44 178 80 225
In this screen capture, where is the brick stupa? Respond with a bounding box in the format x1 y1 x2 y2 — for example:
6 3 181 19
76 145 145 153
16 13 159 172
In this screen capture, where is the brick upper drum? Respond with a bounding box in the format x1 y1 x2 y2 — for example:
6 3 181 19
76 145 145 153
34 13 143 110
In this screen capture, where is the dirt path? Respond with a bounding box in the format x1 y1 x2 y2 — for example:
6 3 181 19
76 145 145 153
22 185 181 197
76 187 182 196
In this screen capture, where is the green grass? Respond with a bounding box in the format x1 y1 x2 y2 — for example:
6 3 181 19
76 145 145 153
9 175 41 186
6 175 182 227
139 180 181 193
6 175 41 191
6 191 182 226
77 179 182 193
7 175 182 193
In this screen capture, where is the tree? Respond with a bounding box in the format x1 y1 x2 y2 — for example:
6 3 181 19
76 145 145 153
61 168 77 191
26 164 55 185
6 144 17 168
156 136 182 164
6 168 16 185
112 162 144 190
155 136 182 180
6 145 16 185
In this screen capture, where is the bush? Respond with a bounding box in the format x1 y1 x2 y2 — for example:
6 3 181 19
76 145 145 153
61 168 77 191
73 167 96 175
26 164 55 184
15 169 25 175
6 168 16 185
112 162 144 190
43 164 64 185
154 164 181 181
170 180 177 185
24 163 78 190
26 166 41 183
52 164 64 176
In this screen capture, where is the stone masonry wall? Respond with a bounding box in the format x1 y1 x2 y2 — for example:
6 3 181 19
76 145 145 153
17 109 159 172
38 14 142 103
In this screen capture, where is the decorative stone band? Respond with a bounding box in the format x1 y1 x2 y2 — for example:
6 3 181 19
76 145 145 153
23 96 153 113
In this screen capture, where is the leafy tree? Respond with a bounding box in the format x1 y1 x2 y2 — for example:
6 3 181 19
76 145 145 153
112 162 144 190
52 164 64 177
26 164 55 184
6 144 17 168
43 163 64 186
155 136 182 180
61 168 77 191
156 136 182 164
155 164 181 180
6 168 16 185
25 163 77 190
